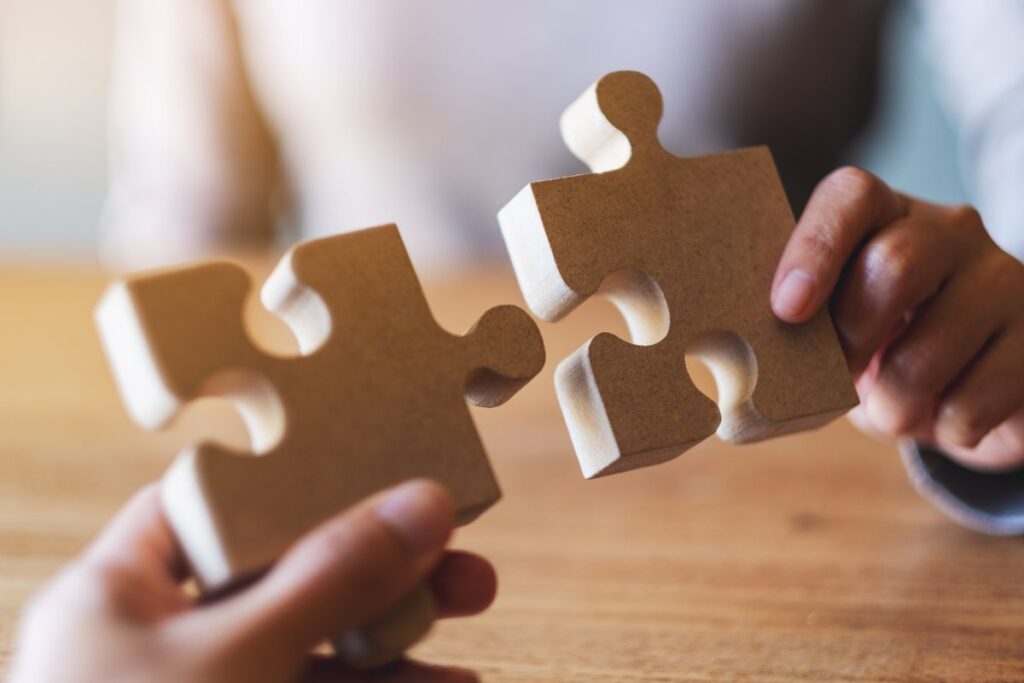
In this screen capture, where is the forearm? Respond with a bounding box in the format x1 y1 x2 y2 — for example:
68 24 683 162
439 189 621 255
101 0 280 270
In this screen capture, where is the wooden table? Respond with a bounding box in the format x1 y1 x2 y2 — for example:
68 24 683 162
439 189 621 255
2 263 1023 681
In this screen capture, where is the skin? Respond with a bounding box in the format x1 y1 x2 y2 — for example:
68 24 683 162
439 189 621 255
9 166 1024 682
7 480 495 683
773 167 1024 471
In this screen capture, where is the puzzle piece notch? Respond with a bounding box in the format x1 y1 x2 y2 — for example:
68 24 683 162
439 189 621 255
97 224 544 589
499 70 858 479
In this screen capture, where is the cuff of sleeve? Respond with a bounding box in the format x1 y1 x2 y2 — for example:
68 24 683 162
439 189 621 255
900 439 1024 535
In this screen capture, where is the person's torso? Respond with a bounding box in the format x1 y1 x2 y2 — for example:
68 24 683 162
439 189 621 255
237 0 889 267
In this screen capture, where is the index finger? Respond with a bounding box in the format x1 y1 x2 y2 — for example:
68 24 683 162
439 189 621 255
771 167 908 322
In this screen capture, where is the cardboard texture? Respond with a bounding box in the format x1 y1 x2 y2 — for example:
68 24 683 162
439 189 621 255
499 70 858 479
95 225 544 664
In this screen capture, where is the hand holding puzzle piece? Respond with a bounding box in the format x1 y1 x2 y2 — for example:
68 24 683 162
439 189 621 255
96 225 544 666
499 70 858 478
94 70 857 669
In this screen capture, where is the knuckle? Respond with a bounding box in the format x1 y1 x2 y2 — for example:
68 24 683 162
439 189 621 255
885 401 919 434
884 346 938 395
822 166 884 204
950 204 985 235
863 233 916 290
961 252 1024 327
868 389 924 436
945 204 993 254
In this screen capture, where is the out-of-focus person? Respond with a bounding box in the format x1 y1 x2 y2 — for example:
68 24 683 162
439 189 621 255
7 4 1023 680
98 0 1024 531
100 0 1024 271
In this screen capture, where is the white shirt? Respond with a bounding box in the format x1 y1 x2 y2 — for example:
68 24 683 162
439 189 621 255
101 0 1024 269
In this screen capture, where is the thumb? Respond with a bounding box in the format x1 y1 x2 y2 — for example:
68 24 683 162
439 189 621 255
179 480 454 672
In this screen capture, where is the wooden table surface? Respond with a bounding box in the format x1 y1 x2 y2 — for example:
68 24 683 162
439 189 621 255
2 263 1023 681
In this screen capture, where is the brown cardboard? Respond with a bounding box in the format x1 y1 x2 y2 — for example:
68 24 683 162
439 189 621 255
95 224 544 664
499 70 857 479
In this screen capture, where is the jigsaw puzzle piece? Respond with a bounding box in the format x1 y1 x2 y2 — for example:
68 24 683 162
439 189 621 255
96 225 545 666
557 332 720 478
95 262 265 434
459 304 547 408
499 70 857 478
99 225 543 587
692 313 857 445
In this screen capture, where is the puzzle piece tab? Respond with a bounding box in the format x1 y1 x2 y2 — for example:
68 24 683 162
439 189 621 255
499 71 857 479
96 225 544 590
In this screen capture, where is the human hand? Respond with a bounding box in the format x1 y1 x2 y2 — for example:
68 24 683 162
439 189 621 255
7 480 494 683
772 167 1024 471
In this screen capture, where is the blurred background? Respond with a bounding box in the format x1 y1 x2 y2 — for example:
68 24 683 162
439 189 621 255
0 0 969 265
0 0 116 259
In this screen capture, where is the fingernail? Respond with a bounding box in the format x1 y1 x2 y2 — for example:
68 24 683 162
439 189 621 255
772 268 816 320
374 481 452 556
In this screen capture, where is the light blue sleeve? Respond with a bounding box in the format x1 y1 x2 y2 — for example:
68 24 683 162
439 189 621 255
902 3 1024 535
919 0 1024 260
901 440 1024 535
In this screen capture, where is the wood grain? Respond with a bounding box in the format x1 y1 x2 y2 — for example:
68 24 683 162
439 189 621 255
2 264 1024 681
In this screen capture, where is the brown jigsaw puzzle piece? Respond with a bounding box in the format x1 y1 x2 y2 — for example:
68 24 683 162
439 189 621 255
498 70 857 479
96 225 544 589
